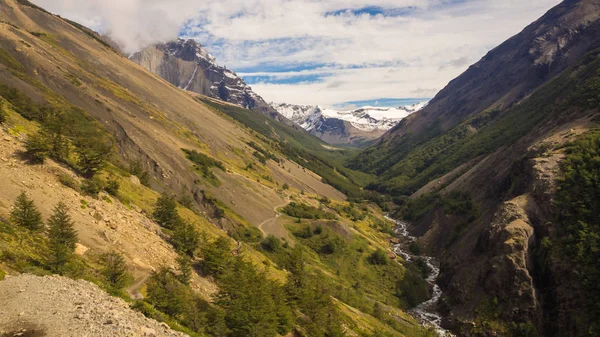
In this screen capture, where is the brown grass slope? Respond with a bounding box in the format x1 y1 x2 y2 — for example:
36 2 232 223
0 0 342 226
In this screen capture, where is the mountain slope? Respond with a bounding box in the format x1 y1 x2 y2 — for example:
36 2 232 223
349 0 600 179
271 102 426 146
346 0 600 335
0 1 437 337
130 39 282 120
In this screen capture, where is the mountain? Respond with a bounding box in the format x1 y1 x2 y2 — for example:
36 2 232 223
0 1 437 337
348 0 600 335
130 39 282 120
271 102 427 146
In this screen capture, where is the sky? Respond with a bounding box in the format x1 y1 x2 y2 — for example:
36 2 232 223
32 0 561 108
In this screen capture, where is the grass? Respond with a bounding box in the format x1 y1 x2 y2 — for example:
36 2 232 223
351 48 600 196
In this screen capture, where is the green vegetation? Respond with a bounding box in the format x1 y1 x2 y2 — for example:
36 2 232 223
552 130 600 333
247 141 280 163
100 251 130 290
10 191 43 231
47 202 78 273
183 148 224 186
282 220 431 314
367 248 389 265
350 49 600 197
0 84 113 177
197 97 374 199
0 106 5 123
282 202 337 220
171 221 200 257
395 192 479 223
130 160 151 186
153 193 181 230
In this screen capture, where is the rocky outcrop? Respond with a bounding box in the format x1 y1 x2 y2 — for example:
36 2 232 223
0 274 188 337
131 39 281 120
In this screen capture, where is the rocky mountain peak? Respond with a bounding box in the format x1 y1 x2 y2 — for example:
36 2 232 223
162 38 216 63
131 39 282 119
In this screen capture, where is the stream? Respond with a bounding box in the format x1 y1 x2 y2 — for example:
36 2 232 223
385 215 452 336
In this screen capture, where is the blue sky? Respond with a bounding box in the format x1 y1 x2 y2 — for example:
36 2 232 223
34 0 561 108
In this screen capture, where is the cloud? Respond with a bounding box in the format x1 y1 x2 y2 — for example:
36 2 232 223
32 0 562 106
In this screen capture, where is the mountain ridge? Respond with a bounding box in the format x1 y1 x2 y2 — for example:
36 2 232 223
271 101 427 146
130 38 284 120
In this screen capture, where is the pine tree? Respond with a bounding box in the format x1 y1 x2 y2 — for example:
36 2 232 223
24 131 51 164
201 236 232 277
10 191 43 231
74 136 112 178
176 254 193 286
101 251 129 289
172 221 200 257
153 193 181 229
146 267 188 317
47 202 78 273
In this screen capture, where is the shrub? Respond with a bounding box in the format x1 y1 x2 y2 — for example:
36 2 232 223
367 248 388 265
282 202 336 220
396 271 430 308
130 160 150 186
104 178 120 196
57 173 78 190
80 178 103 197
261 235 282 252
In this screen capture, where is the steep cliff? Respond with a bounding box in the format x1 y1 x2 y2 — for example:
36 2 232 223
130 39 282 120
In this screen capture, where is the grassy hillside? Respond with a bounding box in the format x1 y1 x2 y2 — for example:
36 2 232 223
0 0 437 336
198 97 375 199
351 49 600 196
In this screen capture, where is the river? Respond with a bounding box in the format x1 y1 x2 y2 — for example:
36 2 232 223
385 215 453 337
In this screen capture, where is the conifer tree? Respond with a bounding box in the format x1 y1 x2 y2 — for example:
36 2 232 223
153 193 180 229
172 221 200 257
101 251 129 289
176 254 193 286
10 191 43 231
24 131 51 164
47 202 78 272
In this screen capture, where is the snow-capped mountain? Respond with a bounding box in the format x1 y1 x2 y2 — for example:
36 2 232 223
271 102 427 145
130 39 281 119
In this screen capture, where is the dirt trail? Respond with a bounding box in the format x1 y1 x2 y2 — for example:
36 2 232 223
257 201 295 244
127 275 150 300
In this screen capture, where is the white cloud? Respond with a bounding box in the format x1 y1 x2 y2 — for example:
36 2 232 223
32 0 562 106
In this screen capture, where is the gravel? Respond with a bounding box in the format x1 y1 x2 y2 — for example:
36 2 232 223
0 274 188 337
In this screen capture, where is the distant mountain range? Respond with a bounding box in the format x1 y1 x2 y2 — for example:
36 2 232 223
270 102 428 146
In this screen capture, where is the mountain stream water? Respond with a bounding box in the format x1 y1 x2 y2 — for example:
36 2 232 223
385 215 453 336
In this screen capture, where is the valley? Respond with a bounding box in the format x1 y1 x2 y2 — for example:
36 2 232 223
0 0 599 336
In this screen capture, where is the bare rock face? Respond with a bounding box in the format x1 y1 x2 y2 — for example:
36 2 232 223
130 39 282 120
0 274 188 337
477 196 539 321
